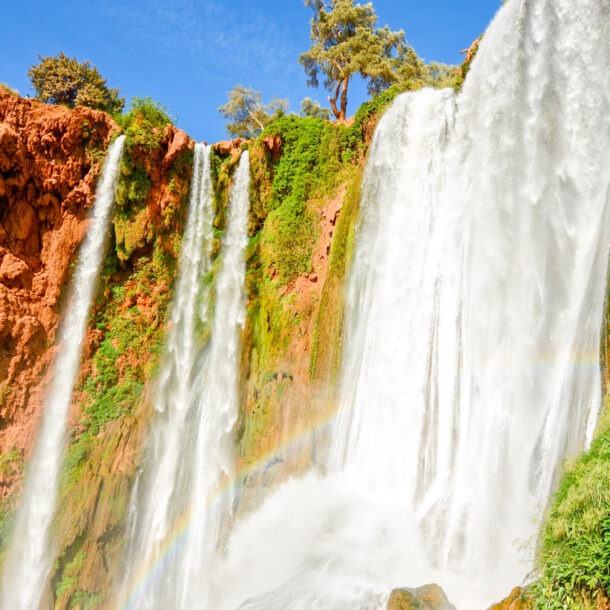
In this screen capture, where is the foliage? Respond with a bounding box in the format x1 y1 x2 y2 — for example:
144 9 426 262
113 97 185 261
116 96 174 151
422 62 460 89
533 400 610 608
0 497 16 557
300 97 332 120
219 85 289 138
257 115 345 282
27 52 124 113
299 0 422 120
340 80 417 154
0 83 17 95
310 163 363 381
454 35 483 92
0 448 24 479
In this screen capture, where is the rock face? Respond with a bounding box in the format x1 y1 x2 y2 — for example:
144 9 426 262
213 137 244 158
113 123 193 262
489 587 534 610
48 111 194 610
0 89 118 498
387 584 457 610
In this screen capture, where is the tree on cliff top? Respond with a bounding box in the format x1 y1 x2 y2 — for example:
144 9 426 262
219 85 289 139
299 0 422 121
300 97 332 120
28 52 124 114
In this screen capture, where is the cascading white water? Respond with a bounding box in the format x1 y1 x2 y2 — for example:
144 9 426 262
117 142 215 608
119 151 250 610
0 135 125 610
214 0 610 608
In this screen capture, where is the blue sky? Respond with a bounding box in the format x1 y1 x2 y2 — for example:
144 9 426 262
1 1 500 143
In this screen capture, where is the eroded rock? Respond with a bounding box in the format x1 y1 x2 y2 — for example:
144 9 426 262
387 584 457 610
0 89 118 497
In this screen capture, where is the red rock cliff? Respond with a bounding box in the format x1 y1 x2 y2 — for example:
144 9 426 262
0 90 118 498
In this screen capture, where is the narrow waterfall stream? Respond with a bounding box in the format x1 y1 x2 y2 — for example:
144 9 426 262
0 135 126 610
211 0 610 608
117 142 215 607
119 151 250 610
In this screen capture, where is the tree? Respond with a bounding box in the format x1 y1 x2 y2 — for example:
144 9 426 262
218 85 289 139
299 0 422 121
422 62 460 89
299 97 332 120
27 52 124 114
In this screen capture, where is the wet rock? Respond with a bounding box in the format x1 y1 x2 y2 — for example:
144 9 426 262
262 133 282 161
213 138 243 156
387 584 456 610
488 587 534 610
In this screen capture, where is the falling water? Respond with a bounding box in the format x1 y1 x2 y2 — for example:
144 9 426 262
215 0 610 607
0 135 125 610
120 151 250 610
117 142 215 607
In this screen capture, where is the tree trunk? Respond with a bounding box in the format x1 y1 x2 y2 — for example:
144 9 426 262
328 80 343 121
339 78 348 121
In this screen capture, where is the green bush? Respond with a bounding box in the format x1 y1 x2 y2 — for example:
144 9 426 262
115 96 174 151
258 115 344 282
533 402 610 608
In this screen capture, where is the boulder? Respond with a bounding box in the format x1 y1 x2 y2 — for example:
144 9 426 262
388 584 456 610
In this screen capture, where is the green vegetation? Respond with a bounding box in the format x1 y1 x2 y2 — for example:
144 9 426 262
0 498 17 559
63 246 176 482
0 83 17 95
27 52 124 113
309 164 363 382
219 85 289 138
530 280 610 608
533 402 610 608
113 97 189 262
300 0 428 120
257 115 345 282
0 450 24 558
454 35 483 92
340 80 421 155
115 96 174 151
0 448 24 479
50 126 191 602
300 97 332 120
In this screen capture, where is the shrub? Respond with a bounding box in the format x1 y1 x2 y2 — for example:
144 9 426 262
116 96 174 151
533 401 610 607
27 52 124 113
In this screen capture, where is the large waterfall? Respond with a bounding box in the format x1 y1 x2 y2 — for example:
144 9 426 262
119 150 250 610
0 135 125 610
212 0 610 608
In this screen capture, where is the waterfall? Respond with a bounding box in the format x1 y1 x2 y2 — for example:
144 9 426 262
119 150 250 610
214 0 610 607
117 142 215 607
0 135 125 610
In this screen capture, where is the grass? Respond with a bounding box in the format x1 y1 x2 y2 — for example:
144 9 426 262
533 399 610 608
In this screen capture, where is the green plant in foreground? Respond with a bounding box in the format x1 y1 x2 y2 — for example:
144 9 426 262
533 402 610 608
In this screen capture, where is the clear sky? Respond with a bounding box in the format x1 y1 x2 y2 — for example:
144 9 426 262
1 1 500 143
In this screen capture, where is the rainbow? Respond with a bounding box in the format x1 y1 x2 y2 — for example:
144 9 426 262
117 347 602 607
